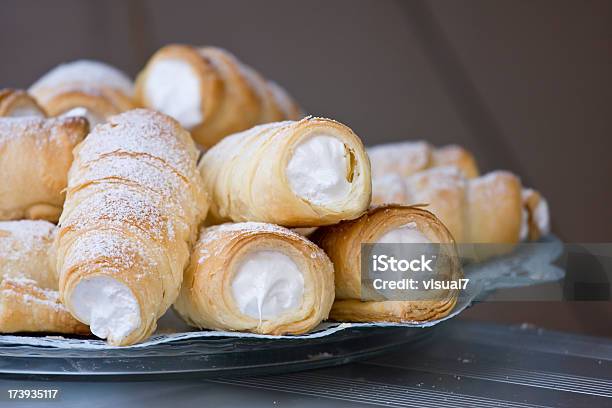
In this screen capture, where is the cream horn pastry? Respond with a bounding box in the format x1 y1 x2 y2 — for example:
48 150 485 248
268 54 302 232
0 116 89 222
312 205 460 322
135 45 303 147
521 188 551 241
368 141 479 179
200 117 371 227
56 109 208 346
0 221 89 335
174 222 335 335
0 89 46 117
30 60 135 127
372 167 524 244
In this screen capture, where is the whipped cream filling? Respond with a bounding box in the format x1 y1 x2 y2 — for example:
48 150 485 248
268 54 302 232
534 198 550 236
376 222 431 244
287 135 352 205
9 106 45 118
69 276 140 343
519 207 529 241
144 59 202 129
231 250 304 321
61 106 104 128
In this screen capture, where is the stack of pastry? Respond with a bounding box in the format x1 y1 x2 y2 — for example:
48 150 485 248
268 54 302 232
369 141 550 244
0 44 551 346
177 115 373 334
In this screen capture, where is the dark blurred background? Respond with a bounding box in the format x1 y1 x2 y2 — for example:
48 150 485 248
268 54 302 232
1 0 610 334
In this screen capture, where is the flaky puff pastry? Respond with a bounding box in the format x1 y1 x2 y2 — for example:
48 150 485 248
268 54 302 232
174 222 335 335
0 221 89 335
0 116 89 222
372 167 523 244
0 220 57 289
0 89 46 117
200 117 371 227
135 45 302 147
368 141 479 179
312 205 460 322
0 277 89 335
30 60 135 127
56 109 208 346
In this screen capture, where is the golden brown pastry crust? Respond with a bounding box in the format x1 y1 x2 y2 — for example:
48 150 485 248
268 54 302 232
432 144 479 178
0 276 89 335
312 205 460 323
0 116 89 222
0 221 88 335
368 141 479 179
56 109 208 346
0 89 46 117
200 117 372 227
135 44 303 147
372 168 524 244
466 171 523 244
40 90 134 121
174 223 335 335
0 220 57 289
29 60 135 124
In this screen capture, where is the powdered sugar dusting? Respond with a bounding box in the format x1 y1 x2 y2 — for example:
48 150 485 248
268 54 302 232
1 276 65 312
75 110 195 177
469 170 518 197
196 222 322 264
62 186 175 242
57 109 204 343
0 116 87 145
372 174 408 204
0 220 55 263
63 231 153 282
408 166 465 186
367 141 431 177
29 60 134 103
214 222 305 240
72 154 194 218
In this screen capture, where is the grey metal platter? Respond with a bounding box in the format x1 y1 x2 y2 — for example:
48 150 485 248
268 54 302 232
0 325 434 379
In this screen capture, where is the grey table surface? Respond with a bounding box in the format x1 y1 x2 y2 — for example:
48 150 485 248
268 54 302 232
1 320 610 407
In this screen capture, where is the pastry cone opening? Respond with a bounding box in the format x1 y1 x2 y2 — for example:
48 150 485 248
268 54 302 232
69 275 141 344
313 205 460 309
231 249 305 321
136 45 302 147
142 58 203 129
219 234 316 330
174 222 334 335
286 133 356 206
